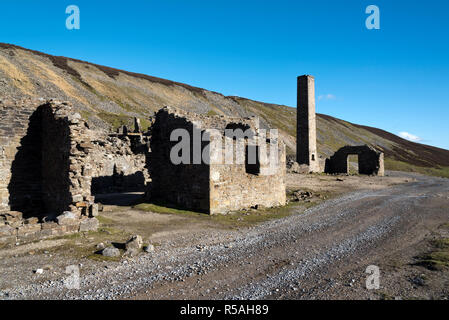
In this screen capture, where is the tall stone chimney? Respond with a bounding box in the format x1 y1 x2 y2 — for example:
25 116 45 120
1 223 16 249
297 75 320 172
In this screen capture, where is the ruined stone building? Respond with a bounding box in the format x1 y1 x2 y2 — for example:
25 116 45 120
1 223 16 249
0 99 149 244
1 98 286 243
325 145 384 176
149 107 286 214
296 74 384 176
1 74 386 245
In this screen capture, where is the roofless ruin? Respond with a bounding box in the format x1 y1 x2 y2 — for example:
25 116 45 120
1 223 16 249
0 75 384 244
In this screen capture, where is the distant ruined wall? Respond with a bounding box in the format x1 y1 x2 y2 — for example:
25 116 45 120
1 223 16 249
325 145 384 176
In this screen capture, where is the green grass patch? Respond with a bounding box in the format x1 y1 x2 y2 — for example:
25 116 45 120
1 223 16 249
385 158 449 179
134 198 319 229
79 110 92 121
416 237 449 270
210 202 306 228
139 118 152 132
96 215 116 225
377 291 395 300
97 112 133 131
133 202 205 217
206 109 219 116
440 223 449 229
46 221 131 262
417 254 449 270
430 238 449 249
86 250 124 262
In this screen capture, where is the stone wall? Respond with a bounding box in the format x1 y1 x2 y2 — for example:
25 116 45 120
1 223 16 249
149 107 210 212
148 107 286 214
60 108 149 214
0 98 44 217
325 145 384 176
88 135 149 195
1 99 286 244
0 99 100 244
41 104 73 214
209 138 286 214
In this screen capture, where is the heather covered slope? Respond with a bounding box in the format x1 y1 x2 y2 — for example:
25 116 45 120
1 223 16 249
1 43 448 177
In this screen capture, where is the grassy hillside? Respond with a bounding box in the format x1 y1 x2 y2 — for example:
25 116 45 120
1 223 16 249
1 43 448 177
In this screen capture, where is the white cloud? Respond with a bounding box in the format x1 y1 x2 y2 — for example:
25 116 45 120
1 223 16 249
317 94 336 101
398 131 421 142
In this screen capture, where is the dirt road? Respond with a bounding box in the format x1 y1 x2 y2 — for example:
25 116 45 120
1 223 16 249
1 172 448 299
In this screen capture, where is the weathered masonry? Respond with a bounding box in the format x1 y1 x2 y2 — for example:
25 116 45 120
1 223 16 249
0 99 149 244
325 145 385 176
149 107 286 214
297 75 320 173
1 98 286 243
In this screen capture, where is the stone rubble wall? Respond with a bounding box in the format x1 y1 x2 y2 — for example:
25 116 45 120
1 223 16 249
88 135 149 195
149 106 287 214
325 145 384 176
0 210 99 245
0 99 150 245
1 100 287 244
0 98 45 215
0 99 101 244
160 106 260 133
148 107 210 212
210 137 286 214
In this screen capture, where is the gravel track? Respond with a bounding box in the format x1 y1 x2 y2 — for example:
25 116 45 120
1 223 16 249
1 172 448 300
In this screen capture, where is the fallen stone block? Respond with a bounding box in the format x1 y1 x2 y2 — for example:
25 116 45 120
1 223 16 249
124 247 139 257
144 244 155 253
102 246 120 257
126 235 143 251
56 211 78 225
287 161 301 173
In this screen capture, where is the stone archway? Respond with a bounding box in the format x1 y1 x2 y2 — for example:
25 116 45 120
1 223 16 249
325 145 384 176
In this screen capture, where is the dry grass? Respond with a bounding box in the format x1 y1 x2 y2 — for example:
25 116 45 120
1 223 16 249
0 54 35 95
17 50 89 105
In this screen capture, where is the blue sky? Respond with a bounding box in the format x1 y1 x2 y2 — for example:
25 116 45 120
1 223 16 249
1 0 448 149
